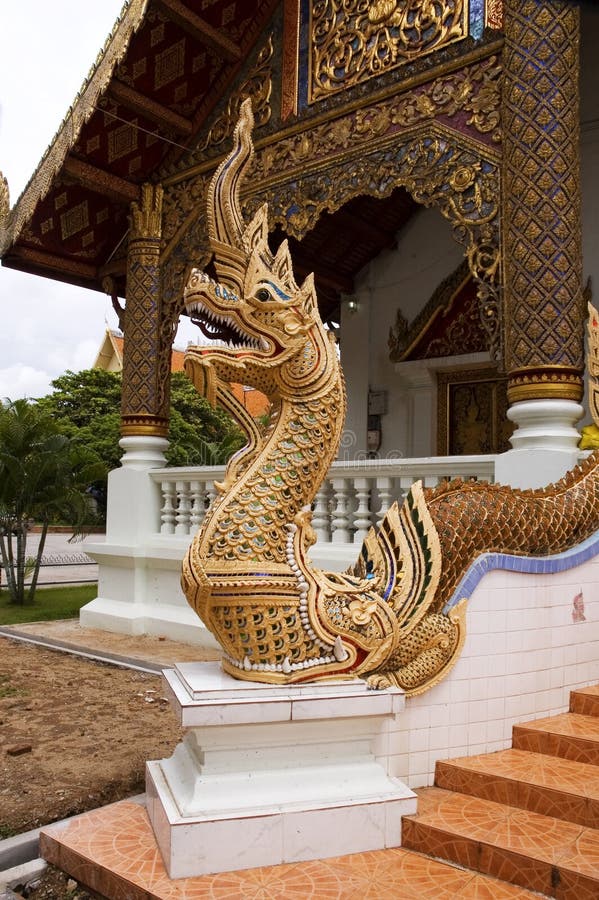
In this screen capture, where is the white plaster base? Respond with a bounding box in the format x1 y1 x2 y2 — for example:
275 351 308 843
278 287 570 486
146 663 416 878
81 538 353 647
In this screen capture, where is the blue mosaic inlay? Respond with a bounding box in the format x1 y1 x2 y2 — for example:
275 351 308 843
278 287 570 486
443 529 599 615
470 0 485 40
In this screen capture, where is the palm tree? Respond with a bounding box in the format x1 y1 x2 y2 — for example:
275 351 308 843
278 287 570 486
0 399 105 604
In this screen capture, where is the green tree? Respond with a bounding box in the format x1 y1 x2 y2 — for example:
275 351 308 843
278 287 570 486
37 369 245 495
0 399 105 605
167 372 245 466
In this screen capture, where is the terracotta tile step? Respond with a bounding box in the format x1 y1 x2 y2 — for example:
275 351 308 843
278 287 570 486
40 799 541 900
570 685 599 718
435 748 599 828
402 786 599 899
512 712 599 765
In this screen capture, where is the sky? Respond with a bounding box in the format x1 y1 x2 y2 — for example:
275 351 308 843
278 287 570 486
0 1 197 400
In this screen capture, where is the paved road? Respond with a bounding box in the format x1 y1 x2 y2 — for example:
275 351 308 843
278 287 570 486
2 531 100 587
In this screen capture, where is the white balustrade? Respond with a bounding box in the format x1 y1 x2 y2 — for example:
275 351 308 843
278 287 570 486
151 455 497 542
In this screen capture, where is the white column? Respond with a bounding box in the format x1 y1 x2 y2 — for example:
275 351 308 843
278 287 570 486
80 436 217 645
495 399 584 489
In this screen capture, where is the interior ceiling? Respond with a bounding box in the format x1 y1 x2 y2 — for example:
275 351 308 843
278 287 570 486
2 0 418 324
272 189 419 325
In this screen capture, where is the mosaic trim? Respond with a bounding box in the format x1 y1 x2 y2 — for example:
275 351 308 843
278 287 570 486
444 524 599 615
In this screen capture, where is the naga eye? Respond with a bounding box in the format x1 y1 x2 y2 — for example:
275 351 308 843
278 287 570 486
256 288 271 302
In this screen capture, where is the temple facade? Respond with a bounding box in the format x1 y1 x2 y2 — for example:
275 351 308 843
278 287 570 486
1 0 598 641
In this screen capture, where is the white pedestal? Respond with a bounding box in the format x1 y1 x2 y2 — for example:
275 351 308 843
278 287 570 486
146 662 416 878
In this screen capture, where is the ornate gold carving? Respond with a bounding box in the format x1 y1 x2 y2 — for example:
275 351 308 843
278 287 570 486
506 368 585 404
194 36 274 155
502 0 584 402
255 56 501 188
121 183 170 438
586 301 599 428
389 259 490 361
0 172 9 251
179 104 599 697
160 54 502 348
252 129 501 357
310 0 468 101
581 299 599 448
130 183 164 241
437 367 512 455
486 0 503 29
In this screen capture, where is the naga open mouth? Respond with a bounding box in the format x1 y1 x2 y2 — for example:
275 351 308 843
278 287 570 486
186 299 266 351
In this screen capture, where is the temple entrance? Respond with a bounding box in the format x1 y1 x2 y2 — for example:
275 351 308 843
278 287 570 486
267 192 504 461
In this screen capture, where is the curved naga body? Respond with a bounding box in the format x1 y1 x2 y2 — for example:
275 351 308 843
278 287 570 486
182 100 599 694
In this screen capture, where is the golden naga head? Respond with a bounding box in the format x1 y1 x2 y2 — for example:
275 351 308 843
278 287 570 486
184 99 322 391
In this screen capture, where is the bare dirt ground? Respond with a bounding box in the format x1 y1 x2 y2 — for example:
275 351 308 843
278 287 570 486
0 625 219 838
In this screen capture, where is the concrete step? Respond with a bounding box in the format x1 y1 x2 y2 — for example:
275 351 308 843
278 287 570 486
512 712 599 765
435 747 599 828
570 685 599 718
402 785 599 898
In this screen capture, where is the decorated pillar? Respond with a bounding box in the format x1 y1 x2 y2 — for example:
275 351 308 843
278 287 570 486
120 183 170 469
497 0 585 487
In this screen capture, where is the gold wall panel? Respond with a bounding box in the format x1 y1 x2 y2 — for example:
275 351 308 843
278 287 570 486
310 0 469 102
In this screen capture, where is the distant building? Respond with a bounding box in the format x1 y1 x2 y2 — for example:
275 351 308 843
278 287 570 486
93 329 270 419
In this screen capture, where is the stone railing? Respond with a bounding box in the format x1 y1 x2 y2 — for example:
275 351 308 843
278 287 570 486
151 455 497 544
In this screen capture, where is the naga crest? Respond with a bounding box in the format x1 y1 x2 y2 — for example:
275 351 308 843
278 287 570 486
184 99 331 409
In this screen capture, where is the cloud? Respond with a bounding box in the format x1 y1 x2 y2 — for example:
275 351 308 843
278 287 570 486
0 266 119 393
0 364 54 400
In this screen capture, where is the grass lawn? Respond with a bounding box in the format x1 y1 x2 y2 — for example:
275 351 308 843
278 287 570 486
0 584 97 625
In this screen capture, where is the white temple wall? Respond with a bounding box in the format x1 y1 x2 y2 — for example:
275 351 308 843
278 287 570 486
342 206 470 460
377 539 599 789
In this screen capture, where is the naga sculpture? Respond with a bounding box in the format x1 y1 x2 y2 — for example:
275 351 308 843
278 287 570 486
182 99 599 694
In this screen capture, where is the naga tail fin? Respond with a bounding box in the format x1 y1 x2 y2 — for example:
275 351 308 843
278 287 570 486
352 481 442 635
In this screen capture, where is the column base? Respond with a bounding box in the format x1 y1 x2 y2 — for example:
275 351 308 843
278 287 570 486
495 399 584 489
146 662 416 878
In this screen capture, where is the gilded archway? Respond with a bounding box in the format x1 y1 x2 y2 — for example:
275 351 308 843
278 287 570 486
160 51 503 360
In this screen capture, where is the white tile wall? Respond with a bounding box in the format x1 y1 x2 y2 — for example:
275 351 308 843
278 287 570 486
377 552 599 787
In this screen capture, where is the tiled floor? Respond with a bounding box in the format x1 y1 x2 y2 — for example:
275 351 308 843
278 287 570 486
436 747 599 825
40 801 538 899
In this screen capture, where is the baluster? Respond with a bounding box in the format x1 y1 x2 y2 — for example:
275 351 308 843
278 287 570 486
376 476 394 528
189 480 204 533
352 476 373 543
330 477 351 544
175 481 192 535
160 481 176 535
398 475 415 503
423 474 440 491
205 480 217 510
312 482 331 542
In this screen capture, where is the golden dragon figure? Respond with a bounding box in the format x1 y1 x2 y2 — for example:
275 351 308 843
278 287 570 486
182 99 599 694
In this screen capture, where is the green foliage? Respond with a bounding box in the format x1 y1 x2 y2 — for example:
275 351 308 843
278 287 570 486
0 584 97 624
37 369 122 474
37 368 245 476
0 399 105 605
167 372 245 466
